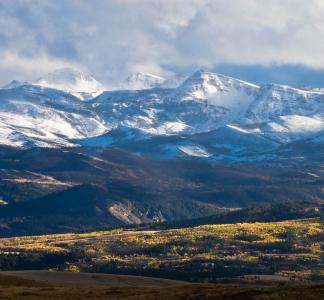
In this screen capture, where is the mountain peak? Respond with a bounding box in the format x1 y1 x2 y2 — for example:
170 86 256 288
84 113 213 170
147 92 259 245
34 68 105 100
128 72 164 80
190 69 209 77
122 72 165 90
188 69 258 87
36 68 92 84
176 70 259 107
1 80 26 89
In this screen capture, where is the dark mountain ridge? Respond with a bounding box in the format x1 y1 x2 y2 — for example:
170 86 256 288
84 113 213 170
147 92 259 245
0 145 324 236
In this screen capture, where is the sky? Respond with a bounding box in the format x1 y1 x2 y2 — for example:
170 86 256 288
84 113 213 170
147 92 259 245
1 0 324 87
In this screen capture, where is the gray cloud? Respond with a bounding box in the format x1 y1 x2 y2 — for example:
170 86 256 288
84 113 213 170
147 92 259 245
1 0 324 85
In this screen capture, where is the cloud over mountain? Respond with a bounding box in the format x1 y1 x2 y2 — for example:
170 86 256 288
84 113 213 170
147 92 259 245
1 0 324 84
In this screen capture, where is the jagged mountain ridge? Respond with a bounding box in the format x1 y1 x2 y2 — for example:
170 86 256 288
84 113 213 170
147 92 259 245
1 68 324 160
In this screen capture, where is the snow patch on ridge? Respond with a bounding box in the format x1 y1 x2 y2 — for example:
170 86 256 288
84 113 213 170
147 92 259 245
178 145 212 157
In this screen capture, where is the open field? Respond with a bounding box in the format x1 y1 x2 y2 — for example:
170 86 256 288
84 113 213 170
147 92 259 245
0 272 323 300
1 270 187 287
0 218 323 282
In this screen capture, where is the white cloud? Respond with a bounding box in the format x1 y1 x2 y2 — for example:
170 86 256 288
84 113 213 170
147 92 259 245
1 0 324 84
0 52 81 84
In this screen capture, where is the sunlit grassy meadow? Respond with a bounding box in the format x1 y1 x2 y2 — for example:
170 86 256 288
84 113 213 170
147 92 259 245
0 218 323 282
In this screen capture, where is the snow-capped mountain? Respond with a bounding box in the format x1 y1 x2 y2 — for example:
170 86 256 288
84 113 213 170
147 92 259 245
0 84 106 147
246 84 324 122
1 68 324 161
238 84 324 142
34 68 106 100
121 73 166 90
120 72 186 90
176 70 259 101
174 70 259 119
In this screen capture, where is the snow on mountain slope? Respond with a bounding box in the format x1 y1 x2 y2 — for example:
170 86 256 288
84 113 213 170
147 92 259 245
177 145 212 158
2 68 324 156
0 109 106 148
91 86 232 138
1 75 234 148
197 125 279 155
0 84 107 147
34 68 105 100
102 124 280 161
121 73 166 90
246 84 324 122
0 69 264 148
238 84 324 142
267 115 324 140
235 115 324 143
174 70 259 118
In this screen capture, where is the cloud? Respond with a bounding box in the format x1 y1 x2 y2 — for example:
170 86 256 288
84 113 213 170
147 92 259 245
1 0 324 85
0 51 81 84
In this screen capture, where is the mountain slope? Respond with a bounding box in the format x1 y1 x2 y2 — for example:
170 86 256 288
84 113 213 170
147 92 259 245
246 84 324 121
0 84 107 147
1 146 324 236
239 84 324 142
